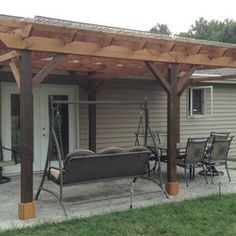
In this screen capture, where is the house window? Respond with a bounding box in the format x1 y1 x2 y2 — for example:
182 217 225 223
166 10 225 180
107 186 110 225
188 86 213 118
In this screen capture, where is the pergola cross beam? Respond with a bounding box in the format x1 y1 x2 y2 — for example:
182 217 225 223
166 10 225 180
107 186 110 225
32 54 65 87
9 58 20 88
0 50 21 63
145 61 171 93
177 66 196 95
0 31 236 68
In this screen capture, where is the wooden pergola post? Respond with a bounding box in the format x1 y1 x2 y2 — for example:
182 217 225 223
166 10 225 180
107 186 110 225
145 62 181 195
88 79 96 152
18 50 36 219
165 64 179 195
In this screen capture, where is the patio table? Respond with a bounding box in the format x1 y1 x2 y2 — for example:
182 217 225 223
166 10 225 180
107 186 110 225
156 142 186 152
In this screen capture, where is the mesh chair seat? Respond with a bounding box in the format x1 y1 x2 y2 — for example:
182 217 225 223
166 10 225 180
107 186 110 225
177 137 208 187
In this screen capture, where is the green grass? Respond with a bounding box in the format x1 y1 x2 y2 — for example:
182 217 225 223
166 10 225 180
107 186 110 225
2 194 236 236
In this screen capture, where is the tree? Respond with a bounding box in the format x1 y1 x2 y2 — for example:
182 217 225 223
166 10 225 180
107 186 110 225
150 23 172 36
178 17 236 44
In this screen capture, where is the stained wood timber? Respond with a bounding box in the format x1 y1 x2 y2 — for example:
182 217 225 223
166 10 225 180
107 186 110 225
211 48 228 58
145 61 180 194
18 50 35 219
191 74 236 83
134 40 147 50
12 24 33 39
9 58 20 88
95 80 105 94
88 79 97 152
0 32 236 68
18 202 36 220
177 66 196 95
69 71 89 94
184 45 202 55
165 181 179 195
166 64 179 194
145 61 171 93
0 50 21 63
176 97 180 143
60 30 77 44
161 42 175 53
32 54 65 87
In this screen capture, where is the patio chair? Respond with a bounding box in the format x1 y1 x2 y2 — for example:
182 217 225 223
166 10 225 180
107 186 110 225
176 138 208 187
204 132 230 176
153 131 168 162
208 132 230 145
204 136 233 183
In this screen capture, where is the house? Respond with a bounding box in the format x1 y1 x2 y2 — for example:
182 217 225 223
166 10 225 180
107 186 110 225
0 15 236 219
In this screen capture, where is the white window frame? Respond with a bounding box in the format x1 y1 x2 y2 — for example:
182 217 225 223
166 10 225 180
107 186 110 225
188 86 213 118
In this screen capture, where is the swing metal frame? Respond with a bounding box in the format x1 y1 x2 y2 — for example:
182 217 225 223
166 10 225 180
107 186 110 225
34 97 166 214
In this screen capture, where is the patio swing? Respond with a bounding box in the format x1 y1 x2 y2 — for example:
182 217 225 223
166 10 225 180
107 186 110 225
34 97 167 214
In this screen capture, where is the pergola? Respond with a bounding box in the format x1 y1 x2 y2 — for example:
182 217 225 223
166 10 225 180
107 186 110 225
0 16 236 220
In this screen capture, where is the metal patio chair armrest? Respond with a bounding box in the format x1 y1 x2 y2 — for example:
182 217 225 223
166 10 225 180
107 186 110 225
0 145 18 164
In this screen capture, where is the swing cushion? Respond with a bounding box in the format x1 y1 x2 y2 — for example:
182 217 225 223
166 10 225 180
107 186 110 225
49 146 151 185
50 149 96 184
66 149 95 160
98 146 125 154
126 146 149 152
49 167 61 184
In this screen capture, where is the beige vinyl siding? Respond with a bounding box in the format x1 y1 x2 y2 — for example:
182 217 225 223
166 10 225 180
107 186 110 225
180 84 236 159
79 79 167 151
79 79 236 159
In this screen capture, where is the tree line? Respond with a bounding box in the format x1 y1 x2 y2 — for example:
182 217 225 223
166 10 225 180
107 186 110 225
150 17 236 44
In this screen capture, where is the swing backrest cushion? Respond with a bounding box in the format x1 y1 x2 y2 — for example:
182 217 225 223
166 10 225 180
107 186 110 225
65 149 95 159
51 146 151 185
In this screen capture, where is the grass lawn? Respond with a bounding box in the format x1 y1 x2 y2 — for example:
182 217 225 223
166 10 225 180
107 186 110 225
2 194 236 236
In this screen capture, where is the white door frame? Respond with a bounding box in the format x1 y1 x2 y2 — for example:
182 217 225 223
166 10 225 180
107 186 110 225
1 82 78 174
39 84 77 170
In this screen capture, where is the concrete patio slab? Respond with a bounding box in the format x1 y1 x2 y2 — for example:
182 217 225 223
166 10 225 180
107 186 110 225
1 162 236 231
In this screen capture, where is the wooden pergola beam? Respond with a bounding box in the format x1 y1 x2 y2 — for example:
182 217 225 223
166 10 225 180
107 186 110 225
177 66 196 95
0 33 236 68
32 54 65 87
9 58 20 89
145 61 171 93
0 50 21 63
12 24 33 39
